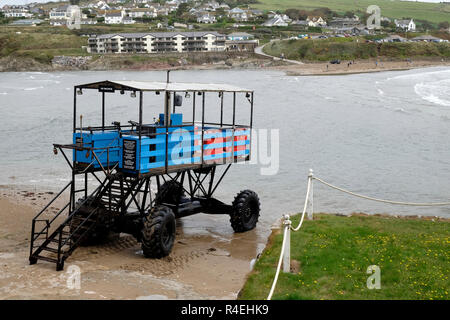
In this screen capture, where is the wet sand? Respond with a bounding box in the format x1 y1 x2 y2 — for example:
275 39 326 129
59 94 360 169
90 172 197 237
272 59 450 76
0 187 269 300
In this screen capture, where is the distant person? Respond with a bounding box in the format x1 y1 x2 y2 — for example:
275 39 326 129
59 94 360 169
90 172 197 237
375 61 378 67
326 64 329 71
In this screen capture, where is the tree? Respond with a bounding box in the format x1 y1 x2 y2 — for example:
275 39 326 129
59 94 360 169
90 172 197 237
312 7 334 19
176 3 189 17
438 21 449 30
418 20 434 32
344 11 354 18
285 9 301 20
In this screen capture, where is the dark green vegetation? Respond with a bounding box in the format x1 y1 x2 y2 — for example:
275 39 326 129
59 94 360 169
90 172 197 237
239 214 449 300
263 38 450 61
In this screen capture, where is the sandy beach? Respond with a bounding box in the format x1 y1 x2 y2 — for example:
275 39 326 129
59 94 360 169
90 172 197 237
271 58 450 76
0 187 267 300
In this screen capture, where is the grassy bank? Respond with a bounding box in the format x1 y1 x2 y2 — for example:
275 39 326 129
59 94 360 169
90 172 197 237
0 28 87 64
255 0 450 24
264 39 450 62
0 27 271 71
239 214 449 300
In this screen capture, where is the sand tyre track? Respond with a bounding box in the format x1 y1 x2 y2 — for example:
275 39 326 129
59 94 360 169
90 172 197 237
230 190 260 232
141 205 176 258
70 197 111 246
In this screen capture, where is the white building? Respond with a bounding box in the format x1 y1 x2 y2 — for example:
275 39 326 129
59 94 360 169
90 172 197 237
128 8 157 18
2 5 33 18
49 5 71 20
263 14 289 27
228 7 248 22
395 19 416 31
197 12 216 24
306 16 326 27
87 31 226 54
104 11 124 24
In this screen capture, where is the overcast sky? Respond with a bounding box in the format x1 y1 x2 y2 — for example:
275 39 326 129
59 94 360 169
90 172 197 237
1 0 449 5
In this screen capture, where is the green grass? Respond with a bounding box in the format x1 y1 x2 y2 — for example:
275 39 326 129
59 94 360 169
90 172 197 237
0 28 87 58
255 0 450 24
239 214 449 300
263 39 450 61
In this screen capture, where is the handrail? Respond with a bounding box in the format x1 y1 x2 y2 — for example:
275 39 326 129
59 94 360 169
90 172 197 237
58 176 108 229
32 181 71 222
32 201 71 243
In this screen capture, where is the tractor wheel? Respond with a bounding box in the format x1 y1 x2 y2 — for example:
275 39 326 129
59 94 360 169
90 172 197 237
155 180 185 205
230 190 260 232
70 197 110 246
141 205 176 258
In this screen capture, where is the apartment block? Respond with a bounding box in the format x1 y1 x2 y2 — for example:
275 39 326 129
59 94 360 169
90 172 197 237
87 32 226 54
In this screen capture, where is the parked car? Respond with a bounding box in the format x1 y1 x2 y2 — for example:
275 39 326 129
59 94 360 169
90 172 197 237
330 59 341 64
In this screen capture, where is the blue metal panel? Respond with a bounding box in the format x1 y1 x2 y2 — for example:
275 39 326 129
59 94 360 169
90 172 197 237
73 131 120 168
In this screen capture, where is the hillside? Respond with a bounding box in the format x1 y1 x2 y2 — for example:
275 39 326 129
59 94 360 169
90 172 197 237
255 0 450 24
263 38 450 62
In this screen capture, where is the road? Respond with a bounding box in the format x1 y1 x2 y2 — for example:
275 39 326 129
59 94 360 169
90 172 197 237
254 40 304 65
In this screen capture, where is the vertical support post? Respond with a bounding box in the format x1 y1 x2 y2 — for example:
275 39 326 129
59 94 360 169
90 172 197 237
102 91 105 131
308 169 314 220
232 92 236 162
192 92 196 123
165 91 170 174
84 172 87 199
72 87 78 212
57 229 62 269
139 91 143 140
249 92 253 161
282 215 291 273
232 92 236 127
172 91 176 113
73 87 77 134
220 92 224 127
139 91 143 173
201 92 205 167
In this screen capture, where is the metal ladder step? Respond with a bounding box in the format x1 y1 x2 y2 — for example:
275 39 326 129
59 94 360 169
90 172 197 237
35 255 58 263
49 238 70 244
41 247 59 254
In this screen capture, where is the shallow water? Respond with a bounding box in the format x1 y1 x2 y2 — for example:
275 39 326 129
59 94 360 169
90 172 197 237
1 67 450 228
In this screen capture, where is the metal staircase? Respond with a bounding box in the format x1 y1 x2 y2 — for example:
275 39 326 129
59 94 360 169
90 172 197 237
28 174 130 271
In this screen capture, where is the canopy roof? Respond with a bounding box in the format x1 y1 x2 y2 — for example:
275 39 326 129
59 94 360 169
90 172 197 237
76 80 252 93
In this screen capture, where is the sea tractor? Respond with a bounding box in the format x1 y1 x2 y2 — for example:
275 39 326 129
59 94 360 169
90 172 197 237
29 72 260 270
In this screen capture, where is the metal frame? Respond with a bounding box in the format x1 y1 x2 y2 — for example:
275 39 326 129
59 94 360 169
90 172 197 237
29 72 254 271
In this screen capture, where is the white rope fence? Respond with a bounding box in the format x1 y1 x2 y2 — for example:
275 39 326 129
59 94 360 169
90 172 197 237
266 169 450 300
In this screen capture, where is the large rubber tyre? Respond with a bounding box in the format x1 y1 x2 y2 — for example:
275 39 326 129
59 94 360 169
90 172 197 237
230 190 260 232
155 180 185 205
141 205 176 258
70 197 110 246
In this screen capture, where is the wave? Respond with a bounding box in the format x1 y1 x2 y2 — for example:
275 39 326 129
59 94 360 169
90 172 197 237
385 68 450 82
23 86 44 91
414 79 450 107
